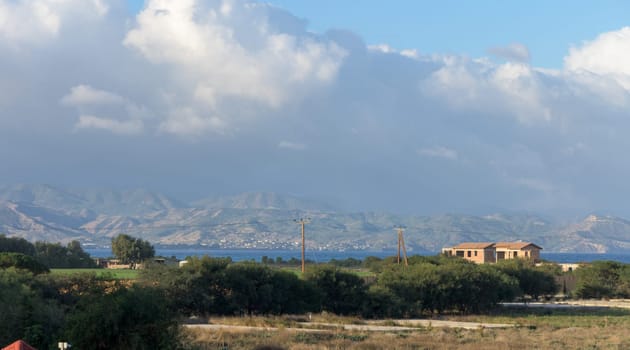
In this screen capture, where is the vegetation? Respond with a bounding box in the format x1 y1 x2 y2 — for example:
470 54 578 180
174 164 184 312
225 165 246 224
5 232 630 349
35 241 97 268
0 234 96 269
0 252 49 274
50 268 140 280
111 234 155 266
573 260 630 298
184 307 630 350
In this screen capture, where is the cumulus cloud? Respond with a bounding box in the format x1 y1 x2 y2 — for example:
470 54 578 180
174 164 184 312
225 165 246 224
61 85 125 106
565 27 630 90
75 115 143 135
122 0 346 135
487 43 531 63
60 85 149 135
0 0 108 46
3 0 630 215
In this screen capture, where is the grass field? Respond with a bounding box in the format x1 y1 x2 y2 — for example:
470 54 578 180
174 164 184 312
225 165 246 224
50 268 139 279
185 307 630 349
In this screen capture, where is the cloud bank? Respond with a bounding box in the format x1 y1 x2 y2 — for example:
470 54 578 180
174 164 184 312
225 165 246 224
1 0 630 216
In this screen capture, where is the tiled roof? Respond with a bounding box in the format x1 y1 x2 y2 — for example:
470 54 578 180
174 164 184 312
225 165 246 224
450 242 495 249
2 340 37 350
494 242 542 250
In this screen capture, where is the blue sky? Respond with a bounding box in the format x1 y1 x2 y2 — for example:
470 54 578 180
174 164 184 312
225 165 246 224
2 0 630 216
270 0 630 68
128 0 630 68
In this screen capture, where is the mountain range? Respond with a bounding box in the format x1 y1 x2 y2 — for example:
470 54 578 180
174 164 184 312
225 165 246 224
1 184 630 253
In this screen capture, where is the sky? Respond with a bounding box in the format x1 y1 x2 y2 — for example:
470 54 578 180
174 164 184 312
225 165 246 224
2 0 630 217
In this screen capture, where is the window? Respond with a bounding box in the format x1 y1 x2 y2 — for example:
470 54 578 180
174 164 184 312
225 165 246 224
525 251 529 257
467 251 471 257
513 251 518 258
474 251 478 257
456 250 464 257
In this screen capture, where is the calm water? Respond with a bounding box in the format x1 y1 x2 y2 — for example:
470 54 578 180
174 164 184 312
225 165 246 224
85 248 630 264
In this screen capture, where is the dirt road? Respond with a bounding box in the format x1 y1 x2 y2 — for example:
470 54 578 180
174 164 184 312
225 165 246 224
185 318 512 333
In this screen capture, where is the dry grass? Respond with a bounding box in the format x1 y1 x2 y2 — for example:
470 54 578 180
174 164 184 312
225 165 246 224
185 325 630 349
185 308 630 350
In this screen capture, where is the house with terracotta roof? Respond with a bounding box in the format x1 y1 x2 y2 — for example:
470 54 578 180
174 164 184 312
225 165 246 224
442 242 497 264
2 340 37 350
442 241 542 264
494 242 542 261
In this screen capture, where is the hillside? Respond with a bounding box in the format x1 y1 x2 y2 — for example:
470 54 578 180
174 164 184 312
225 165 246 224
1 185 630 252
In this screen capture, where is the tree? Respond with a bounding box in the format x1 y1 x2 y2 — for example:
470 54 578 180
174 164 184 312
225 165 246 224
574 261 623 299
0 252 49 274
494 259 558 300
111 234 155 266
223 263 319 316
305 265 366 315
65 286 181 350
139 256 232 316
0 234 35 255
0 269 65 349
35 241 96 268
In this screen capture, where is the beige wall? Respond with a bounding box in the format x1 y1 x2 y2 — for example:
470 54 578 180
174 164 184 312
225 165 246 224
448 248 494 264
496 247 541 261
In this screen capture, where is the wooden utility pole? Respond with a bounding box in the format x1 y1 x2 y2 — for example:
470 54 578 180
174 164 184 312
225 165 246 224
395 226 409 266
295 218 310 273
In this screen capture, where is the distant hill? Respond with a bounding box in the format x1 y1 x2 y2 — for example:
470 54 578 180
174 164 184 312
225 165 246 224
550 215 630 253
3 185 630 253
0 184 184 216
192 192 336 211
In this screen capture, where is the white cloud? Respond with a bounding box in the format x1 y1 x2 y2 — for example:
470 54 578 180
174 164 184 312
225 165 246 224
417 146 458 160
0 0 108 46
122 0 346 136
61 85 125 106
158 108 227 136
368 43 421 59
487 43 530 62
5 1 630 215
368 44 395 53
278 141 306 150
75 115 143 135
565 27 630 90
400 49 419 59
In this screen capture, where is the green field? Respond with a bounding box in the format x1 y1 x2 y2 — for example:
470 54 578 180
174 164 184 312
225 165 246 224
50 268 140 279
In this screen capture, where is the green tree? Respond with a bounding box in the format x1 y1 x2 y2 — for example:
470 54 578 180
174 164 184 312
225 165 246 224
305 265 366 315
494 259 558 300
0 234 35 255
65 286 181 350
574 261 623 299
224 263 319 316
0 269 65 349
35 241 96 268
0 252 49 274
111 234 155 266
139 256 232 316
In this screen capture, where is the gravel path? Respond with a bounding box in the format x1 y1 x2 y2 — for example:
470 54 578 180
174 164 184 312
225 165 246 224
185 318 513 333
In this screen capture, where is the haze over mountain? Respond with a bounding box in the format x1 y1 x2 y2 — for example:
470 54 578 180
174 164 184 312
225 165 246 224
2 184 630 253
2 1 630 218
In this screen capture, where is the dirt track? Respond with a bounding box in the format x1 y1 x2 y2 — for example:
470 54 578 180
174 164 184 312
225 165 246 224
185 318 513 333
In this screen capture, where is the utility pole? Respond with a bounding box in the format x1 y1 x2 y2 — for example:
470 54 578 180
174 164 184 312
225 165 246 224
294 218 311 273
395 226 409 266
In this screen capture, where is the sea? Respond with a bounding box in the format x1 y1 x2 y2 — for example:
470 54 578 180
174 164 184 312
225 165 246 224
84 248 630 264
